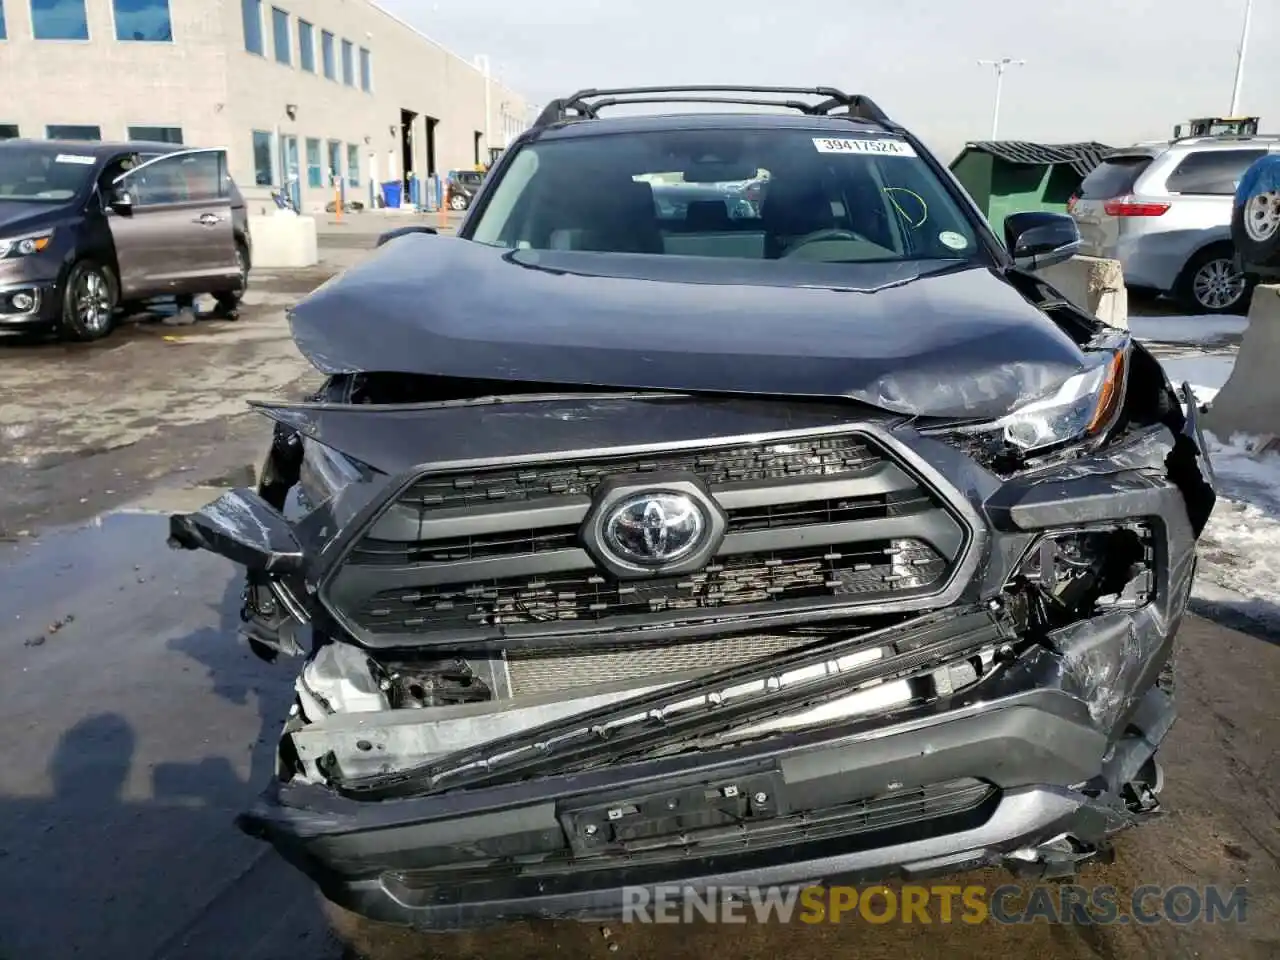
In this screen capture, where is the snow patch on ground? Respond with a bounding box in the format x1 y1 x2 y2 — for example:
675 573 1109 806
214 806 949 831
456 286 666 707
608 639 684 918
1131 333 1280 636
1189 430 1280 637
1129 313 1248 345
1159 355 1234 406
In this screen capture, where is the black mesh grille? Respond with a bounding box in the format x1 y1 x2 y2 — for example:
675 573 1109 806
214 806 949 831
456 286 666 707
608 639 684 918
330 430 970 644
400 434 881 510
356 538 947 633
347 488 935 566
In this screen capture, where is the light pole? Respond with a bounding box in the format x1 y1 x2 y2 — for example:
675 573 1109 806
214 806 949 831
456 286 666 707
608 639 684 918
977 57 1025 140
1228 0 1254 115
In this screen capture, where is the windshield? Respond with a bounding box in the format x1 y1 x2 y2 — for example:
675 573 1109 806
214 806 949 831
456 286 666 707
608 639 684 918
469 128 981 263
1077 156 1153 200
0 145 99 202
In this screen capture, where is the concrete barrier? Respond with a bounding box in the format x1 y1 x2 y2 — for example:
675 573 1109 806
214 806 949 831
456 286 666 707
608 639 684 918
239 186 280 217
1203 284 1280 438
1034 255 1129 330
248 211 319 269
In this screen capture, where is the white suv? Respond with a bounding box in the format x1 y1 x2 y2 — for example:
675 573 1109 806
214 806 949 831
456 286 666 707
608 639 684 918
1070 136 1280 313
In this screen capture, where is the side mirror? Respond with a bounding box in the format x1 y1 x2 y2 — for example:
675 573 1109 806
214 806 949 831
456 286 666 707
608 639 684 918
1004 211 1081 270
109 188 135 213
374 224 438 248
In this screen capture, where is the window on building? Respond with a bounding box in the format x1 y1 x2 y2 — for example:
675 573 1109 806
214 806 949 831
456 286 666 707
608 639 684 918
297 19 314 72
0 125 19 140
305 138 322 188
327 140 342 187
241 0 263 54
0 1 8 40
321 30 335 79
47 124 101 140
341 39 354 86
270 7 289 64
359 47 372 92
120 150 229 205
32 0 89 39
113 0 172 41
252 130 274 186
128 125 183 144
347 144 360 186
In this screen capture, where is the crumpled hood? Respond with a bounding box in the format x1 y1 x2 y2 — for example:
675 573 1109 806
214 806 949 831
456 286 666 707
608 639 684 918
289 234 1090 420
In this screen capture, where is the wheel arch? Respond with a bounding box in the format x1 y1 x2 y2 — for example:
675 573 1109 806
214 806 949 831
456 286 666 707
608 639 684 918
1174 237 1235 290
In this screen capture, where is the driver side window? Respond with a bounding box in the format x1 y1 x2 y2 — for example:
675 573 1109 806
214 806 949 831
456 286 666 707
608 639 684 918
117 151 229 207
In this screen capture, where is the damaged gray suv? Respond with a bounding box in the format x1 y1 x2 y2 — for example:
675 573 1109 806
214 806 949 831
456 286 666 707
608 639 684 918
169 86 1216 928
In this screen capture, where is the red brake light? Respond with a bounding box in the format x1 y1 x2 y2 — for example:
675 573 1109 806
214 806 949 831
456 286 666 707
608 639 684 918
1103 196 1170 217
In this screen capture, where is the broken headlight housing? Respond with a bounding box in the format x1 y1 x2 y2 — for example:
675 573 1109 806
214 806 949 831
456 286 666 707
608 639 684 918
297 438 364 512
956 350 1126 455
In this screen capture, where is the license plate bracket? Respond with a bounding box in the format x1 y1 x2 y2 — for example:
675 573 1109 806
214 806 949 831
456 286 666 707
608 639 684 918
559 770 787 856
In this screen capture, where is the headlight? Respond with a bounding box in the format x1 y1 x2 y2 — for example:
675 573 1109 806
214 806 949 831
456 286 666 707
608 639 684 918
0 231 53 259
958 350 1126 453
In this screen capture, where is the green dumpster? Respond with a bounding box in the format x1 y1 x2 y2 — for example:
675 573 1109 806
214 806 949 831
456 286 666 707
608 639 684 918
950 141 1112 229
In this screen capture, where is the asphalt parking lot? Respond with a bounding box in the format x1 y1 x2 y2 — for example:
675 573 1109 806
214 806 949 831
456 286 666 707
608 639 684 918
0 226 1277 960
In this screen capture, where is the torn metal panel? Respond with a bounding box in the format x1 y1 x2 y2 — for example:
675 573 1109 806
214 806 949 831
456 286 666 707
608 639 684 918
249 395 907 478
286 235 1092 420
167 487 303 574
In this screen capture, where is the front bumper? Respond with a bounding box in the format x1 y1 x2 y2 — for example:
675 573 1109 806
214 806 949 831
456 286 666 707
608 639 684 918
244 664 1176 928
238 429 1202 927
0 278 60 328
177 386 1212 929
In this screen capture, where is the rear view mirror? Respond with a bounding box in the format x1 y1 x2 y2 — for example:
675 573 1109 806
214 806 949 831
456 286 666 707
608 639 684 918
1004 211 1081 270
682 162 757 184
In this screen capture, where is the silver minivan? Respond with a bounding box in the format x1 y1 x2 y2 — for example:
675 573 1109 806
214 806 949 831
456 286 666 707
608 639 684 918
1071 136 1280 313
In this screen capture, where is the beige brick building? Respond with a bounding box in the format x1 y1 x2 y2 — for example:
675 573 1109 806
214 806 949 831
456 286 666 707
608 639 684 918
0 0 529 211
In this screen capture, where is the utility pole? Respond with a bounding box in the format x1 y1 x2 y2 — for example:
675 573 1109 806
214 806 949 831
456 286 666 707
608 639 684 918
1229 0 1254 115
977 58 1026 140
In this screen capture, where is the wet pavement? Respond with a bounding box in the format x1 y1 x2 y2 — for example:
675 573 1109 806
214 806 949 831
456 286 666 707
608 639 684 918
0 513 336 959
1 510 1277 960
0 241 1277 959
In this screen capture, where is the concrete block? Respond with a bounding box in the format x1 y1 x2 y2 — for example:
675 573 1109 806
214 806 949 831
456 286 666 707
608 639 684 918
1034 255 1129 330
248 212 318 269
1203 284 1280 439
239 186 280 217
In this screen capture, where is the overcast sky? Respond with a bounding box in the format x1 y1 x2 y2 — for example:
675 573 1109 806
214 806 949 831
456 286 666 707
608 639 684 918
377 0 1278 161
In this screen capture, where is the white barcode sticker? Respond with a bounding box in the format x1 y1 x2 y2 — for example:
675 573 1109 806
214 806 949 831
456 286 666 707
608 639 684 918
812 137 917 158
55 154 96 165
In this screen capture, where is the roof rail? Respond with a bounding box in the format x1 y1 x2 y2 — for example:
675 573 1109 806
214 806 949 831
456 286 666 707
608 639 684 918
1169 132 1279 146
532 85 894 129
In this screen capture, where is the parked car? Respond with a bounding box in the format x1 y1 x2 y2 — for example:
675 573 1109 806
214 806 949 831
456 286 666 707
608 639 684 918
0 139 251 340
1069 135 1280 313
446 170 485 211
171 85 1214 929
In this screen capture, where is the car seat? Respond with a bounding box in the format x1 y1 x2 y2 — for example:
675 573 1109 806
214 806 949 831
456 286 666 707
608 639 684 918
545 179 662 254
685 199 734 232
761 179 838 257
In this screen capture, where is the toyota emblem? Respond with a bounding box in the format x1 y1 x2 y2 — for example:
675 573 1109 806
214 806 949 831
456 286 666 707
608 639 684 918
602 491 707 566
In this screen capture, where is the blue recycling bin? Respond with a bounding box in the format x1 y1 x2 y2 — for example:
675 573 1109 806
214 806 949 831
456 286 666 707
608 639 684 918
380 180 403 209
